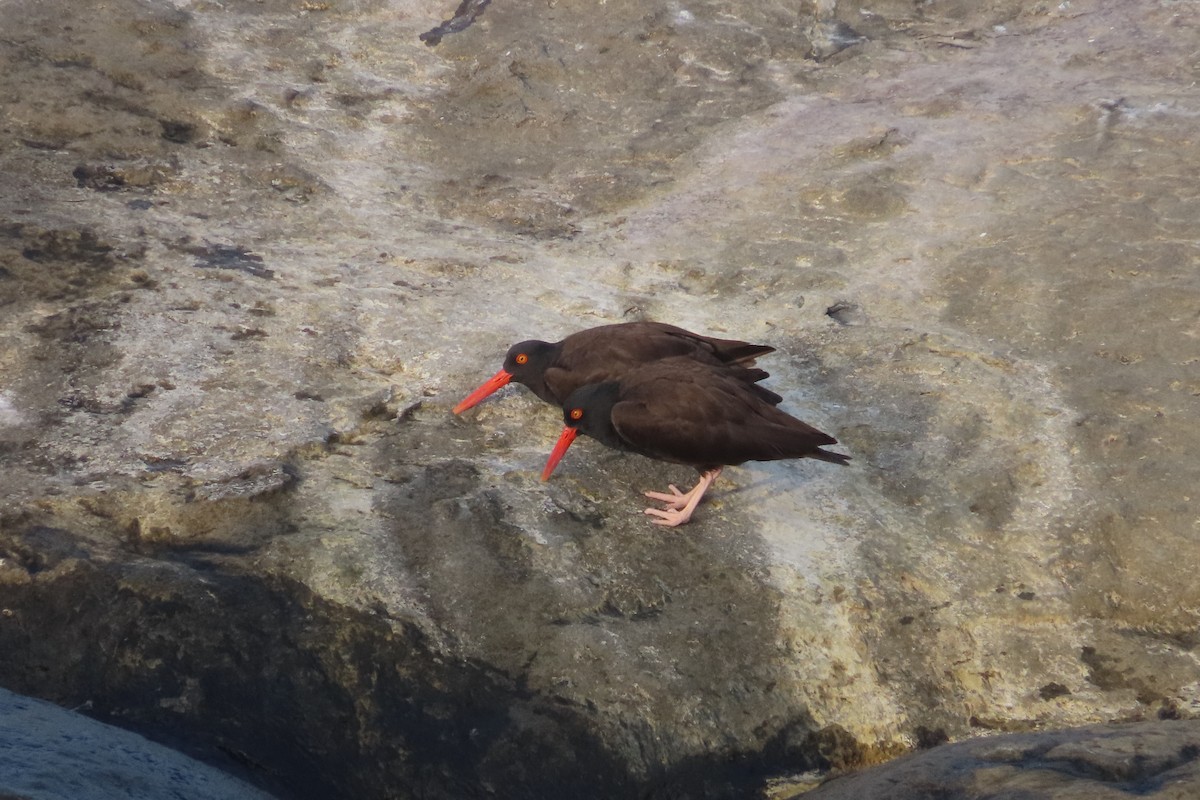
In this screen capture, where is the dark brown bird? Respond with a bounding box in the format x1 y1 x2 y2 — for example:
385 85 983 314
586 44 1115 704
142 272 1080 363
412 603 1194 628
540 357 849 527
453 321 781 413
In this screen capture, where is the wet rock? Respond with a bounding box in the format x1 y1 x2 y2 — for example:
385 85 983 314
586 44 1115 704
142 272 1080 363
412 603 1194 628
420 0 493 47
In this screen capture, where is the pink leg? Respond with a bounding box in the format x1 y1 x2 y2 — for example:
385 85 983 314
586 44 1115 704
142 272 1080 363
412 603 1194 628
644 468 720 510
643 468 722 527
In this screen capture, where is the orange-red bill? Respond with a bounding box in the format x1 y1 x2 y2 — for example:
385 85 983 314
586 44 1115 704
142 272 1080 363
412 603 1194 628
540 426 578 481
452 369 513 414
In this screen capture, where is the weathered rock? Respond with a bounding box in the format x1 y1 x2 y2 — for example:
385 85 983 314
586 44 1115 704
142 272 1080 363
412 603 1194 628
1 0 1199 798
797 719 1200 799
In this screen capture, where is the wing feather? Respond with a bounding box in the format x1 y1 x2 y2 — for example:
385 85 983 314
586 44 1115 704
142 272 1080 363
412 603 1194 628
609 361 837 467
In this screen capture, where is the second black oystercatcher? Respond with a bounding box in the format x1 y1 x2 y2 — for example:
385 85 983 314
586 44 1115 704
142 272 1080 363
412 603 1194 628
452 321 781 413
540 357 849 527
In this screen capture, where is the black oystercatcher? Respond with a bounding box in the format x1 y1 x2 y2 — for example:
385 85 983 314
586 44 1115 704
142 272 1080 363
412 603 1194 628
453 321 780 413
540 357 849 527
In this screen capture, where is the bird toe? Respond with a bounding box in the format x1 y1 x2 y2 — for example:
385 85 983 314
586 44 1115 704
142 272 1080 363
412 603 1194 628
644 507 689 527
644 485 689 509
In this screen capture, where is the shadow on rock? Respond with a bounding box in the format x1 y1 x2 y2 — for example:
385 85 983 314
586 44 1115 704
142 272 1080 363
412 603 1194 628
0 476 859 800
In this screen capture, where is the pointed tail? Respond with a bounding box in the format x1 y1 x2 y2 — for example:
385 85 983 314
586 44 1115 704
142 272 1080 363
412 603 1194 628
715 343 775 366
809 447 851 466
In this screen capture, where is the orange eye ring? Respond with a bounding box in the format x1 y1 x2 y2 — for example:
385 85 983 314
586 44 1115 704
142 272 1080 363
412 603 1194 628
569 408 584 421
515 353 529 365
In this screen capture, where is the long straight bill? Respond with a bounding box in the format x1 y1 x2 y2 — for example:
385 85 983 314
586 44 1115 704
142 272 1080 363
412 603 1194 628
452 369 513 414
540 426 578 481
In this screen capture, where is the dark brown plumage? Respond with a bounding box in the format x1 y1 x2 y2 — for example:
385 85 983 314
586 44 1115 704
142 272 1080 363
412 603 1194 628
452 321 781 414
541 357 849 526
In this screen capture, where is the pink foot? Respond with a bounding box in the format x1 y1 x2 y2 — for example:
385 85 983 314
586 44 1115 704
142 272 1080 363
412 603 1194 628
644 505 697 527
639 468 722 528
643 484 690 511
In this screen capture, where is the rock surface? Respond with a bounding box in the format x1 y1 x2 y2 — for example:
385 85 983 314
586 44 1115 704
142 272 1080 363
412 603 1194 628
0 687 277 800
800 719 1200 800
1 0 1198 798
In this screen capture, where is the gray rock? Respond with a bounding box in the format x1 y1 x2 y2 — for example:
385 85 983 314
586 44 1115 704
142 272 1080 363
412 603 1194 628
799 719 1200 799
1 0 1198 798
0 687 277 800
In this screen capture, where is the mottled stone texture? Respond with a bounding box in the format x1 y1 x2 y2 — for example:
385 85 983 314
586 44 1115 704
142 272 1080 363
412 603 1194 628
1 0 1198 798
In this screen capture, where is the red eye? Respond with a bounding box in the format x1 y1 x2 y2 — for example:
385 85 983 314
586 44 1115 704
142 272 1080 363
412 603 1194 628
515 353 529 365
570 408 583 420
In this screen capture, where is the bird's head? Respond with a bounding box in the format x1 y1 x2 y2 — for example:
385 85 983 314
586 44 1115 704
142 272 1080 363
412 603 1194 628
452 339 556 414
541 382 620 481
